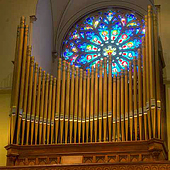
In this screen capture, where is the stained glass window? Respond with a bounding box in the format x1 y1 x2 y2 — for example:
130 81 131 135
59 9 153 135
62 8 145 73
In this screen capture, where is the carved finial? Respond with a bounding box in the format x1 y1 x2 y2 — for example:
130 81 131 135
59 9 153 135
42 71 46 80
27 46 32 56
62 61 66 71
46 73 50 81
75 66 78 76
30 56 35 66
30 15 37 23
35 63 38 73
50 75 53 84
38 67 42 79
20 16 25 26
145 15 148 26
24 25 29 37
148 5 153 17
58 58 62 70
54 77 57 85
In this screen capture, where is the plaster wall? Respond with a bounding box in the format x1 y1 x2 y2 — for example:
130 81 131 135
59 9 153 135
0 0 38 84
32 0 53 74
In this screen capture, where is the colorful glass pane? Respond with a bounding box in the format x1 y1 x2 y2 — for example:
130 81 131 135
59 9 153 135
62 8 145 72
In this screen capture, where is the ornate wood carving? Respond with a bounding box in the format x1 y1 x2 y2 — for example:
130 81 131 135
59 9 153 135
5 139 168 167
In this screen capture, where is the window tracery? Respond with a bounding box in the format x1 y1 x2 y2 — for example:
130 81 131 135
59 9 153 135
62 8 145 73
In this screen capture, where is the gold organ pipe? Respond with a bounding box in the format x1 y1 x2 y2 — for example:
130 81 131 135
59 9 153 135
94 64 98 142
121 70 125 141
142 37 148 140
39 71 46 144
138 49 143 140
12 17 25 144
30 63 38 145
65 63 70 143
9 26 20 144
86 69 90 142
108 55 112 141
112 74 116 141
125 66 128 141
50 78 57 144
35 67 42 144
70 65 75 143
145 15 152 139
60 61 66 143
148 6 156 138
82 71 86 143
133 57 138 141
11 26 20 108
154 13 161 139
103 58 107 142
16 25 29 144
47 75 53 144
90 66 94 142
21 48 31 145
55 58 62 143
74 67 79 143
117 73 121 141
129 62 133 141
26 56 35 145
99 60 103 142
78 69 83 143
43 73 49 144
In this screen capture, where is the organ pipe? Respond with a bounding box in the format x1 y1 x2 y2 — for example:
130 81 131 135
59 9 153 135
70 65 75 143
108 55 112 141
65 63 70 143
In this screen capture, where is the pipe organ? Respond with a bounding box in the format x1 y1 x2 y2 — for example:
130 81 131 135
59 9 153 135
8 5 164 146
5 5 168 167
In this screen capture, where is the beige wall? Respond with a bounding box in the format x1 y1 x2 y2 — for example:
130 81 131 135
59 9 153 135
155 0 170 80
0 0 38 84
0 91 11 166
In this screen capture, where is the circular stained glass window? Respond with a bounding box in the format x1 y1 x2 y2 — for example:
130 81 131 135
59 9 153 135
62 8 145 73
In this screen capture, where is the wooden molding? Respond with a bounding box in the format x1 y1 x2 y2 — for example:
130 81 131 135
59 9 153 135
5 139 168 166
